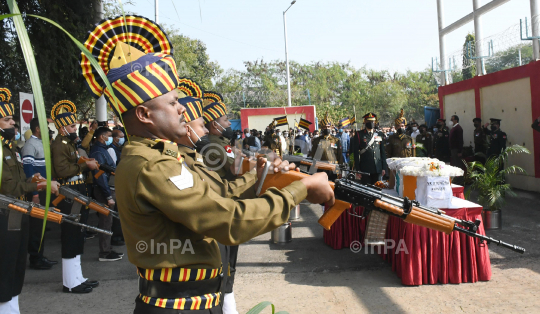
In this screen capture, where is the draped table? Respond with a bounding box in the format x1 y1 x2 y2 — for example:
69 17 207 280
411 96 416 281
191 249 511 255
322 185 491 286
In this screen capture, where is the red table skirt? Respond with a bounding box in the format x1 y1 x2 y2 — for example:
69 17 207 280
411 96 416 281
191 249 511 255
322 187 492 285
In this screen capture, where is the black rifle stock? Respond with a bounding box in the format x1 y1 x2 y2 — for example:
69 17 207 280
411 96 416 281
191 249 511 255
319 178 525 254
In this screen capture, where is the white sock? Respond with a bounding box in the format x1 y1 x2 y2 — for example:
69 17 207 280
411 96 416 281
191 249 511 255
62 256 85 289
74 255 88 283
0 295 20 314
222 292 239 314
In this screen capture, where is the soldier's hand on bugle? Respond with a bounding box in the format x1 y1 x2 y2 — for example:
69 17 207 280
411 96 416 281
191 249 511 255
301 172 335 206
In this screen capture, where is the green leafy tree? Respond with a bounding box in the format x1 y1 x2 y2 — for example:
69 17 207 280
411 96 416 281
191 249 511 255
485 43 533 73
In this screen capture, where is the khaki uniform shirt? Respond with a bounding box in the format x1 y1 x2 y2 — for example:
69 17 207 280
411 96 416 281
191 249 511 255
1 140 37 197
204 134 236 181
116 137 307 270
308 135 343 164
51 135 88 181
386 133 414 158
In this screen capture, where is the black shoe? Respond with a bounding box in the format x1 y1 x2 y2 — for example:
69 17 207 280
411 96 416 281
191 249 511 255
111 250 124 257
29 259 52 270
111 239 125 246
63 284 92 293
42 257 58 266
82 279 99 288
99 251 122 262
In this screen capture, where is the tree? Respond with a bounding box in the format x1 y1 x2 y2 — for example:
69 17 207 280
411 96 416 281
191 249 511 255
485 43 533 73
462 33 476 80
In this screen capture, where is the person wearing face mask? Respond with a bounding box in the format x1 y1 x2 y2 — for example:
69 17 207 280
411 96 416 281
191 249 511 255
110 129 125 165
386 109 414 158
473 118 487 162
449 115 464 171
410 121 420 139
484 118 507 160
0 88 60 311
50 100 100 294
415 124 433 157
308 112 343 178
201 91 238 180
433 118 450 161
351 113 387 184
89 127 121 262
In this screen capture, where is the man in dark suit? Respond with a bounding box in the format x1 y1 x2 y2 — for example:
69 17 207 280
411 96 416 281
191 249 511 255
351 113 387 185
449 115 464 169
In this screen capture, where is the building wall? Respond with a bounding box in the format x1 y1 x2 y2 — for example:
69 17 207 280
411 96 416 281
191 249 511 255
439 61 540 192
443 89 475 147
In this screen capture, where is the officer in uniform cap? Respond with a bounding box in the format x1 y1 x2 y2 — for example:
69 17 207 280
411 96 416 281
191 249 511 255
351 112 387 184
201 92 238 181
308 112 343 165
262 120 283 157
386 109 414 158
49 100 101 294
473 117 487 162
0 88 60 311
484 118 507 160
433 118 450 161
80 15 334 314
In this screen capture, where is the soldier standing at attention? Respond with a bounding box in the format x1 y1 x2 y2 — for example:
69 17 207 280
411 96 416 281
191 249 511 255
80 15 334 314
415 124 433 157
433 118 450 161
484 118 507 160
351 113 387 185
308 112 342 180
50 100 100 294
473 118 487 162
0 88 60 312
201 92 238 181
386 109 414 158
263 120 283 157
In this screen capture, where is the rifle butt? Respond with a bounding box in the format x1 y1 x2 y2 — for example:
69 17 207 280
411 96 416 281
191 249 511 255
317 200 352 230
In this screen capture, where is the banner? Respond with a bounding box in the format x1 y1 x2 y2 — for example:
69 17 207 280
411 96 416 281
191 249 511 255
19 92 34 141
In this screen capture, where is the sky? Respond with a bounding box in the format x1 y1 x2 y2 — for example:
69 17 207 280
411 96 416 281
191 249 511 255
128 0 534 74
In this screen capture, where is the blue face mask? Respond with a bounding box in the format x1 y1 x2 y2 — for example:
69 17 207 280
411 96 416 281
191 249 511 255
118 137 125 146
105 136 113 146
15 132 20 141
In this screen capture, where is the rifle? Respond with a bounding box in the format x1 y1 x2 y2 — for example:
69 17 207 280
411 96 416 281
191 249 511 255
319 175 525 254
52 186 119 219
31 175 118 219
78 156 115 179
0 194 112 235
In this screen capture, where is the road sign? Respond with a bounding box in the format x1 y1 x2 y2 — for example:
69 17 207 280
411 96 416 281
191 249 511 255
19 92 34 141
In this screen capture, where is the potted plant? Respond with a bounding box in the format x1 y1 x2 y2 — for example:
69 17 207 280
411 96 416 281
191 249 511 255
464 145 529 230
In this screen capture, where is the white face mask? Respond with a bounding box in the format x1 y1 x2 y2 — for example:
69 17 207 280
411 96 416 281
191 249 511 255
412 127 418 131
245 133 250 137
433 128 439 132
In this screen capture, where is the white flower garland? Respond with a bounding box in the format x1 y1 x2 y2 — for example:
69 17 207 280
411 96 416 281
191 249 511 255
387 157 464 177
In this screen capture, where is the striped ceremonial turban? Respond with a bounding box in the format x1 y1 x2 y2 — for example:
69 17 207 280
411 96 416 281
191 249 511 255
80 15 179 117
0 88 14 118
51 100 77 129
395 109 407 126
320 111 333 128
202 91 227 123
177 78 204 122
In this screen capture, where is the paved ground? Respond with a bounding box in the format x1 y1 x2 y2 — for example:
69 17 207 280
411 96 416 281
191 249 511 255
19 189 540 314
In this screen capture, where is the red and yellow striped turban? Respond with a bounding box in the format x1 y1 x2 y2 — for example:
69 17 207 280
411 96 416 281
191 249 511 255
80 15 179 117
178 78 204 123
202 91 227 123
0 88 14 118
51 100 77 129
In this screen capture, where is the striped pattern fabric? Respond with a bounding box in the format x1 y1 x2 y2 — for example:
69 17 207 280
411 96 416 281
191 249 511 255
274 116 288 126
203 101 227 123
179 98 203 122
0 87 14 118
350 114 356 124
298 118 312 130
137 266 222 282
178 77 203 98
202 91 223 107
395 109 407 126
51 100 77 129
103 53 179 117
1 136 13 149
339 117 350 127
137 292 221 310
320 112 333 127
